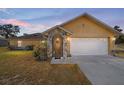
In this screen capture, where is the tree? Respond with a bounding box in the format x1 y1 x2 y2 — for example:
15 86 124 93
115 35 124 44
114 25 123 32
114 25 124 44
0 24 20 38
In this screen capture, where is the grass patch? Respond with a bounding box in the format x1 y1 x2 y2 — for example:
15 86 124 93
0 49 91 85
0 47 9 53
115 52 124 58
114 44 124 58
117 44 124 49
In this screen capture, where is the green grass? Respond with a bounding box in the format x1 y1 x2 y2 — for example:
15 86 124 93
0 48 91 85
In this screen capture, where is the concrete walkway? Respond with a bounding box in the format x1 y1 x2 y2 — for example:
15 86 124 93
51 57 73 64
71 55 124 85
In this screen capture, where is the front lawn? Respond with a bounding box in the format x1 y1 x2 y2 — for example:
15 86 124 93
114 44 124 58
0 47 9 53
0 49 91 85
114 52 124 58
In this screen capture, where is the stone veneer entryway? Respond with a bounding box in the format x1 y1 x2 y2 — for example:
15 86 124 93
46 26 71 60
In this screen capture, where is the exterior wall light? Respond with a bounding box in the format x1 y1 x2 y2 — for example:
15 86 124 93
67 37 70 41
112 37 116 41
41 40 45 43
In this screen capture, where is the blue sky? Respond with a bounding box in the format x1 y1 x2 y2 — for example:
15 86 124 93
0 8 124 35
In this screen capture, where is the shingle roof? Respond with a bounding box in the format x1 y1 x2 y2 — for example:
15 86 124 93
9 33 46 40
0 37 7 41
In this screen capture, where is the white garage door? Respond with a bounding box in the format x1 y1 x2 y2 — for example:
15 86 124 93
70 38 108 55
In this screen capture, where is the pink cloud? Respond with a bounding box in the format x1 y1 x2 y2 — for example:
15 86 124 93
24 21 64 33
23 24 51 33
0 19 31 27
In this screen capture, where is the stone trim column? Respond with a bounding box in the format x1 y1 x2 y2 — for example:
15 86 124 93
47 32 53 58
47 29 69 59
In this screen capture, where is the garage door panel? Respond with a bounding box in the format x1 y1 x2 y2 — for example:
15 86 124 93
70 38 108 55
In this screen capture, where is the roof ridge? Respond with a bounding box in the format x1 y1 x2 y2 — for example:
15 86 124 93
59 12 121 35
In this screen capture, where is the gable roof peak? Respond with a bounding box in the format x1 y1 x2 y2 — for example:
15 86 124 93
60 12 121 35
83 12 89 15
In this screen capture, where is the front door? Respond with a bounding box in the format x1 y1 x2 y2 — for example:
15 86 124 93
52 34 63 59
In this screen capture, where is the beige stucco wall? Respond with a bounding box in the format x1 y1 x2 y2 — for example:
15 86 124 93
9 39 41 47
62 16 116 54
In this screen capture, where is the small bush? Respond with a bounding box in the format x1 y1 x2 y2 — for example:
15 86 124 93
33 40 47 61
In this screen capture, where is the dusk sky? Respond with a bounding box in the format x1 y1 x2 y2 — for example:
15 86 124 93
0 8 124 36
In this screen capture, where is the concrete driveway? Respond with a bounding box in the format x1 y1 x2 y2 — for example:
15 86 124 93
71 55 124 85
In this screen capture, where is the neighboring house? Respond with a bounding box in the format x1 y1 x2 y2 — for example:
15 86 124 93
0 37 8 47
42 13 120 59
8 33 45 48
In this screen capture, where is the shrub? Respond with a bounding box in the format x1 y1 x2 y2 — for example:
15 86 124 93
33 40 47 61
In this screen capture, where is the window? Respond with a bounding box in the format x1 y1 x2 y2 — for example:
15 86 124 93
18 41 22 47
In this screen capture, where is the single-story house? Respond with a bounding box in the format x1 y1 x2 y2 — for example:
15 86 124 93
42 13 120 59
9 13 121 59
8 33 46 48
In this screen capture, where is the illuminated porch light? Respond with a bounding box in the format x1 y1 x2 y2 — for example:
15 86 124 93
67 37 70 41
41 40 45 43
112 37 116 41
